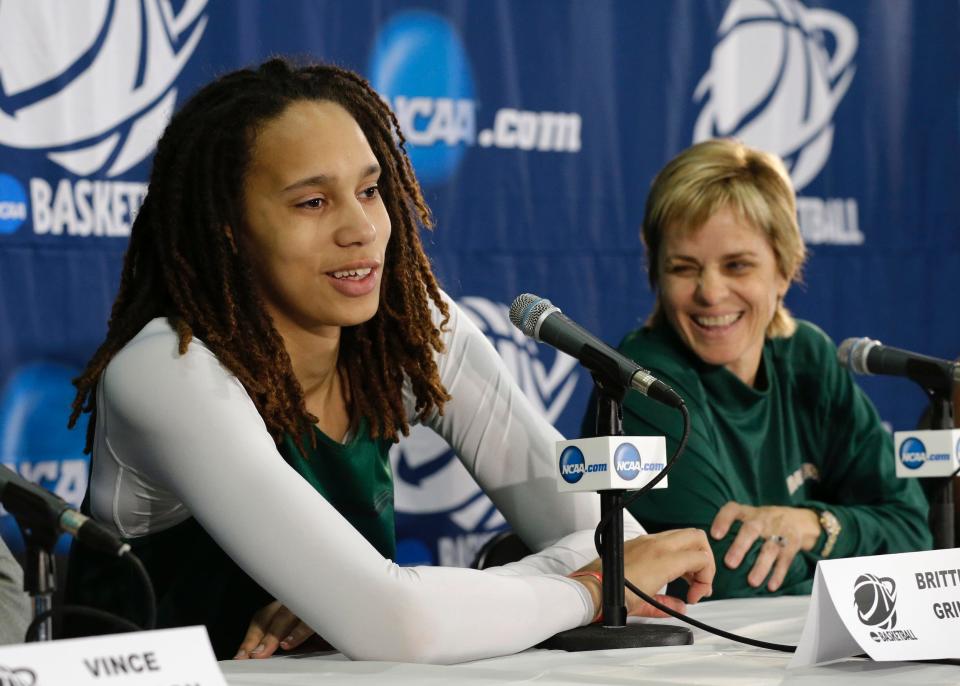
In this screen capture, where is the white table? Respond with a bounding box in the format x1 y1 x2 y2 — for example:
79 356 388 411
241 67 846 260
219 595 960 685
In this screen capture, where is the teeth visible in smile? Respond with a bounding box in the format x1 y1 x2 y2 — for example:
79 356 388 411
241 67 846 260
331 268 372 280
694 313 740 328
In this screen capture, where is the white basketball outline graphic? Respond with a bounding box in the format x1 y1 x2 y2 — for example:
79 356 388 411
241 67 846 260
391 296 579 531
0 0 207 177
693 0 857 191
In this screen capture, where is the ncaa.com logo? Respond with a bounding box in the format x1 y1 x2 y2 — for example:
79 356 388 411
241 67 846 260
368 11 582 186
0 362 90 555
390 296 580 566
613 443 642 481
0 174 27 235
0 0 207 237
559 446 587 484
899 436 951 470
899 437 926 470
694 0 863 245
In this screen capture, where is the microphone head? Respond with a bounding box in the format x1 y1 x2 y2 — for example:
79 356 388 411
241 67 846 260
837 337 880 375
509 293 557 339
509 293 539 331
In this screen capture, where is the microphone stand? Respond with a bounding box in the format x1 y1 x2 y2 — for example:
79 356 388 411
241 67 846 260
925 392 955 549
1 480 60 641
539 376 693 650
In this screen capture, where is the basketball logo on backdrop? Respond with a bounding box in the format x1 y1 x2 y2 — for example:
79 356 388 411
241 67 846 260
460 297 579 424
0 0 207 177
693 0 863 245
0 0 207 237
390 297 580 566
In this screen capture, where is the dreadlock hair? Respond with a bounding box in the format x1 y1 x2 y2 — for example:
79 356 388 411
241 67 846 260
69 57 450 452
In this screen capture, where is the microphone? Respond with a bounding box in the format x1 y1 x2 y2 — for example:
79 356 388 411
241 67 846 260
509 293 683 408
0 464 129 557
837 337 960 394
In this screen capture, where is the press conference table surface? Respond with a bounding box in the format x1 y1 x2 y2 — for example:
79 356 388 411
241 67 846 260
219 595 959 685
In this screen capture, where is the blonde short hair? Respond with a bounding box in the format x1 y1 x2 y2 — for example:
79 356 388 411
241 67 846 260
642 139 806 338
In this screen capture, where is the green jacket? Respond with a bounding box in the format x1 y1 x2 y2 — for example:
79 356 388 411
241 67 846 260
583 319 931 598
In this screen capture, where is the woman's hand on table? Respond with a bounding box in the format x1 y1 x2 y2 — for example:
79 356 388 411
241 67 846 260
234 600 316 659
710 502 821 592
571 528 715 619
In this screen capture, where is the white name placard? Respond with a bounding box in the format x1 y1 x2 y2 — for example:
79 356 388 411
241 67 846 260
790 549 960 667
0 625 226 685
893 429 960 477
555 436 667 493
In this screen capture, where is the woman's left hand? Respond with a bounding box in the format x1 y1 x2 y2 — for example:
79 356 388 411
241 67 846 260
710 502 821 592
234 600 316 659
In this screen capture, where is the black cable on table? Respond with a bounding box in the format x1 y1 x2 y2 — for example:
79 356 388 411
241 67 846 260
592 399 798 654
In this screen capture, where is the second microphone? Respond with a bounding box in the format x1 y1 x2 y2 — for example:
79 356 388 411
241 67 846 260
509 293 683 408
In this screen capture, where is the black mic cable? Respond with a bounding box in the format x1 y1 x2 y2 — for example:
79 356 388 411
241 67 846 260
622 580 796 653
592 402 797 653
22 541 157 642
0 465 158 639
509 293 799 651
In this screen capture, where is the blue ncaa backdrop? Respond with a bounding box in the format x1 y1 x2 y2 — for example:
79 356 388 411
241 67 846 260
0 0 957 564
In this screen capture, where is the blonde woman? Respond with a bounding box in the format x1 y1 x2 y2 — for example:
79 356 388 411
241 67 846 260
587 139 931 599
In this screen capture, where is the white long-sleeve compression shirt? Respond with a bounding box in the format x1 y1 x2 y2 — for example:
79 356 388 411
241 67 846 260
88 292 645 663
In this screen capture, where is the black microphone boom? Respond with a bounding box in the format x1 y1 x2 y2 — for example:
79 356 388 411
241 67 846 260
0 464 129 557
510 293 683 408
837 337 960 394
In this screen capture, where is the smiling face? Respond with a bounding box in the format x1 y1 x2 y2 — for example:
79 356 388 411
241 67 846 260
658 207 788 387
241 99 391 335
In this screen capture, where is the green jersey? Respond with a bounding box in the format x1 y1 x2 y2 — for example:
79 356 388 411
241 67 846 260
583 320 931 598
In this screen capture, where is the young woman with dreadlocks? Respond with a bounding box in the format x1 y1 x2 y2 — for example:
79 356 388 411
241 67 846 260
64 58 714 663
